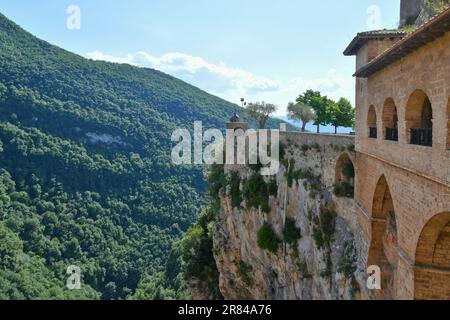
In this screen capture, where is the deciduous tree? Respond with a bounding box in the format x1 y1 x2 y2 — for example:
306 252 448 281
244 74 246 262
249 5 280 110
296 90 333 133
287 102 316 132
245 101 278 129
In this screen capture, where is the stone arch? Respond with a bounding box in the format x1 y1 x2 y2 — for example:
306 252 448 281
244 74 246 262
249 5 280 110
405 90 433 146
382 98 398 141
334 153 355 198
367 175 398 299
367 105 377 139
414 212 450 300
335 153 355 184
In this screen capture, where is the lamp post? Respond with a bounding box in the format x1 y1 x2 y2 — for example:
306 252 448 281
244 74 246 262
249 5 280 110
240 98 245 108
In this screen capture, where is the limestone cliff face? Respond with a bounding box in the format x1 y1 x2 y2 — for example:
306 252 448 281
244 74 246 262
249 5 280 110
400 0 449 27
212 133 370 300
415 0 450 26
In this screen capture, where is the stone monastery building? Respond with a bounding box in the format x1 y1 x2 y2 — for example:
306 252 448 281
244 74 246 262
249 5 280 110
344 0 450 299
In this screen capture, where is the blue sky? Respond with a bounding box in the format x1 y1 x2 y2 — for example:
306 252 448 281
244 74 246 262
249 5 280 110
0 0 400 115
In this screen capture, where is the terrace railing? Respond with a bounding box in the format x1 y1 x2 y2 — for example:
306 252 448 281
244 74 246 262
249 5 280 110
385 127 398 141
410 128 432 147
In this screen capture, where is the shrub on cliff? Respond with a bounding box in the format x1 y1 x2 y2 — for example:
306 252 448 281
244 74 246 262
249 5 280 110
342 163 355 179
229 172 242 208
237 261 253 286
257 222 280 254
180 207 221 298
243 173 270 213
312 208 336 250
267 178 278 197
208 164 226 201
285 165 322 193
338 240 357 279
283 218 302 245
333 181 354 198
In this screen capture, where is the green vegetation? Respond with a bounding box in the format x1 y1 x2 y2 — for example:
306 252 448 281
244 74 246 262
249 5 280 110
333 182 354 198
237 261 253 286
287 102 316 132
338 240 357 279
342 163 355 179
243 173 270 213
179 206 221 299
257 222 280 254
320 254 333 279
245 102 278 129
267 178 278 197
312 208 336 251
284 161 322 197
283 218 302 245
0 13 288 299
229 172 243 209
313 207 334 280
295 90 355 133
329 98 355 134
334 161 355 198
208 164 228 201
296 260 312 280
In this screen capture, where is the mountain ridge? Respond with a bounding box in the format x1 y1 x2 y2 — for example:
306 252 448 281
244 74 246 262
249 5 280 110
0 11 284 299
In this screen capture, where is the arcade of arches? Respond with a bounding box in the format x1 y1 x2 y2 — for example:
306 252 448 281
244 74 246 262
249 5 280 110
367 90 438 147
364 174 450 300
346 2 450 301
367 175 398 300
414 212 450 300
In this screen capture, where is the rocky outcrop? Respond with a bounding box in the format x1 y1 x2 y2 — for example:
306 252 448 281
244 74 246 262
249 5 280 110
415 0 450 26
212 132 369 300
400 0 450 27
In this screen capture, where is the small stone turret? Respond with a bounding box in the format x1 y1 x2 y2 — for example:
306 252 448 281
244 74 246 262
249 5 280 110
226 112 249 132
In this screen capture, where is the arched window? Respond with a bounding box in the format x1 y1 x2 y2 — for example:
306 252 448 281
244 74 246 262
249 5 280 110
382 98 398 141
405 90 433 147
367 105 377 139
415 212 450 300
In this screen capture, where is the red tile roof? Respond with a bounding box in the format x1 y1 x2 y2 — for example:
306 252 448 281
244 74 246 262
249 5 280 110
353 7 450 78
343 29 407 56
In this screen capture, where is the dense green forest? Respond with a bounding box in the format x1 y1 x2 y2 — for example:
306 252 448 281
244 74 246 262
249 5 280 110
0 12 283 299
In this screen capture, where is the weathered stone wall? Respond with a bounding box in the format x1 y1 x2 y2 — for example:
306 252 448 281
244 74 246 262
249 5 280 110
357 39 404 70
355 29 450 299
213 132 366 300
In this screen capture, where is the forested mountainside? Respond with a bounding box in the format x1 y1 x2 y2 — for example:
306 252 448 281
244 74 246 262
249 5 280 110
0 12 282 299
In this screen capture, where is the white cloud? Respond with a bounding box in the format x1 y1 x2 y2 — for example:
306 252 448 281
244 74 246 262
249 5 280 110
86 51 354 116
86 51 138 66
86 50 280 94
289 69 354 101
